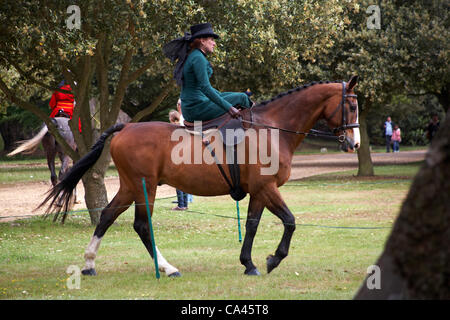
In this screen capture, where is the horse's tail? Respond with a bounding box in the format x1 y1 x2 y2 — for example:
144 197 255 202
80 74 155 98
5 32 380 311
37 123 126 220
7 125 48 156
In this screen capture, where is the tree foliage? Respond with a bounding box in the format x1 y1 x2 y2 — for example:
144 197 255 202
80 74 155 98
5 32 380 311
298 0 449 107
295 0 449 175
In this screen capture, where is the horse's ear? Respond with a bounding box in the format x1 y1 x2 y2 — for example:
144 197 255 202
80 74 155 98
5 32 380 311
347 75 359 91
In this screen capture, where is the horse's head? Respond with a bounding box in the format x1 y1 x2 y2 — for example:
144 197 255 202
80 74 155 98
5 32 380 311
322 75 360 152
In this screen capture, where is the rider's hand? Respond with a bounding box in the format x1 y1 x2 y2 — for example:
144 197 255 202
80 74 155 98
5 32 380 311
228 106 241 118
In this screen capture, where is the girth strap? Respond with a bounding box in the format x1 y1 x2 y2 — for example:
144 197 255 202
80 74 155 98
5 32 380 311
204 141 233 189
226 145 247 201
203 134 247 202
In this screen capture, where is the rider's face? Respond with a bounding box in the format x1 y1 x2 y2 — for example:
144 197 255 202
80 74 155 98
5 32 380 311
200 37 216 54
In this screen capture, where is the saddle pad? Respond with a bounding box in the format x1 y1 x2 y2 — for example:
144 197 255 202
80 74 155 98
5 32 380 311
184 128 218 137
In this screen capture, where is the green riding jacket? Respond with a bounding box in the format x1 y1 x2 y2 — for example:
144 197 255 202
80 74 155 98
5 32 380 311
180 48 251 122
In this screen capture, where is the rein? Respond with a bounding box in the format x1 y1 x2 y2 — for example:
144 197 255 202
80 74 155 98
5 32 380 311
240 118 347 142
241 82 359 144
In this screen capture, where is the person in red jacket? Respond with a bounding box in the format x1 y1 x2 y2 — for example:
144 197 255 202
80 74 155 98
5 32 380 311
49 80 81 131
49 80 74 117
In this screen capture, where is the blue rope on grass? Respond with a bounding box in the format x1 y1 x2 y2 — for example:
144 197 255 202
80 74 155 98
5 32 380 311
2 195 391 230
283 179 411 188
183 209 391 230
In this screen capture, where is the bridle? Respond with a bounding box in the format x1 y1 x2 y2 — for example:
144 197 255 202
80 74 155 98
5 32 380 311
241 82 359 144
322 81 359 142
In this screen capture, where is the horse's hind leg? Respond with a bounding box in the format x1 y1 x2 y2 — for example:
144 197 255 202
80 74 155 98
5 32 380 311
82 189 133 276
42 133 57 186
58 152 79 203
58 152 71 181
264 186 296 274
240 196 264 276
133 181 181 277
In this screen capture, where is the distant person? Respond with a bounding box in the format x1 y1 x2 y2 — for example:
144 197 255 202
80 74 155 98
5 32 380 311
426 114 440 142
384 116 393 152
176 98 185 125
49 80 74 118
176 98 193 203
168 109 188 211
391 124 402 153
49 79 81 132
169 110 181 125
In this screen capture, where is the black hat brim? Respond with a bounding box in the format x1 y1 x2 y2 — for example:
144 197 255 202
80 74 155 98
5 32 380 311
191 31 219 40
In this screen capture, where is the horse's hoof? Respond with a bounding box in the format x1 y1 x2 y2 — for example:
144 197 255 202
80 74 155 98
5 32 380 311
81 268 97 276
266 254 280 274
244 268 261 276
168 271 182 278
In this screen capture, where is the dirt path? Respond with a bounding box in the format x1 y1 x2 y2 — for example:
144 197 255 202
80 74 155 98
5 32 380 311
289 150 426 180
0 150 426 222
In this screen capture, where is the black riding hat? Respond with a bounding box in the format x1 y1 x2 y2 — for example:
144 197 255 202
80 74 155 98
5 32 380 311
163 23 219 86
190 23 219 40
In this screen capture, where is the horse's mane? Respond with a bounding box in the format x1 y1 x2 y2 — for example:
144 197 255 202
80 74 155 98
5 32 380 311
254 80 342 107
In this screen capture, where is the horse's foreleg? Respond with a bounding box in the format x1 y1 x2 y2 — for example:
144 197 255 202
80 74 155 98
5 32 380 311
264 188 296 274
134 185 181 277
82 190 133 276
240 196 264 276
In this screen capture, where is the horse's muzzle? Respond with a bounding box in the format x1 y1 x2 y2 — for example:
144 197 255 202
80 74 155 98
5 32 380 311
340 136 359 152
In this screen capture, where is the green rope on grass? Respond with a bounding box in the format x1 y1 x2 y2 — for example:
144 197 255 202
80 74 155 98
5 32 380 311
142 178 160 280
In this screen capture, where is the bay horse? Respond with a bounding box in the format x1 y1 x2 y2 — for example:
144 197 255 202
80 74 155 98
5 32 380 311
8 115 77 187
40 76 360 277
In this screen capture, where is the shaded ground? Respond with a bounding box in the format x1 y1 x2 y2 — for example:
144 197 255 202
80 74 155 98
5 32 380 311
0 150 426 222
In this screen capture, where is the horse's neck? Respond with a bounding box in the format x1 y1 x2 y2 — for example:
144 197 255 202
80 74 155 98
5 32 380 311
253 84 333 153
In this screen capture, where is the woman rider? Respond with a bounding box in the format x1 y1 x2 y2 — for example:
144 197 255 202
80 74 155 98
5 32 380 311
163 23 253 123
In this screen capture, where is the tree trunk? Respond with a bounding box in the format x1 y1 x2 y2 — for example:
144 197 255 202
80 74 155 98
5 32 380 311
82 173 107 225
435 84 449 114
80 139 112 225
355 111 450 299
357 106 374 176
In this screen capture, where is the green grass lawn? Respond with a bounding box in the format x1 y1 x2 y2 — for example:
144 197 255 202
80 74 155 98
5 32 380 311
0 162 420 300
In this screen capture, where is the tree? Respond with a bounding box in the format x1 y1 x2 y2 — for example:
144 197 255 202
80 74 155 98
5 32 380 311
0 0 354 224
354 110 450 299
390 0 450 113
297 1 448 175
